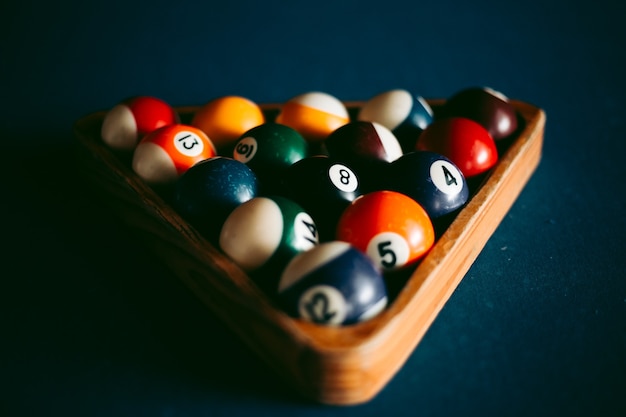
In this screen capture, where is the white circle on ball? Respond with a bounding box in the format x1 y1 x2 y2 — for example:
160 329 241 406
366 232 410 271
328 163 358 193
293 212 319 251
173 130 205 157
430 160 464 195
298 284 347 325
233 136 258 163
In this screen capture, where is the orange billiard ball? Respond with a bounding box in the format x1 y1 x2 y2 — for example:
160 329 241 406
101 96 179 151
275 91 350 143
191 95 265 151
336 190 435 271
132 124 216 186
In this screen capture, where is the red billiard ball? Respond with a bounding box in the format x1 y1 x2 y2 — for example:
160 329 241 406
336 190 435 271
278 241 388 325
101 96 179 151
415 117 498 179
131 124 216 186
441 87 519 140
219 195 319 290
191 95 265 151
325 120 403 165
275 91 350 143
357 89 434 152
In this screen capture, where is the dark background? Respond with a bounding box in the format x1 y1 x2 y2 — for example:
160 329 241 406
2 0 625 416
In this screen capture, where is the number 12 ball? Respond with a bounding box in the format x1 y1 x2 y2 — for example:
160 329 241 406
278 241 388 326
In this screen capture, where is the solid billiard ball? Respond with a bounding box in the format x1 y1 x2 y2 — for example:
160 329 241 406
172 156 258 242
336 190 435 271
132 124 216 186
441 87 519 140
280 155 361 242
101 96 179 151
415 117 498 179
325 120 403 192
357 89 434 152
191 95 265 151
275 91 350 142
232 123 308 192
219 195 319 290
278 241 388 325
386 151 469 220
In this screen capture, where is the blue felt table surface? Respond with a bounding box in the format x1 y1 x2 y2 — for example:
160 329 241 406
1 0 625 416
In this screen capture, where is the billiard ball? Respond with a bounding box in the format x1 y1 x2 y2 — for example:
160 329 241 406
232 123 308 192
131 124 216 186
219 195 319 290
336 190 435 271
101 96 179 151
386 151 469 220
275 91 350 143
325 120 402 192
441 87 519 140
357 89 434 152
278 241 388 326
172 156 258 242
325 120 403 164
191 95 265 151
415 117 498 179
280 155 361 242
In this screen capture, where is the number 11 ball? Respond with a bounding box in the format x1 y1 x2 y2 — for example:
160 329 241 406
278 241 388 326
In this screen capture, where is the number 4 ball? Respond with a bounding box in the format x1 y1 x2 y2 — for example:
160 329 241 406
278 241 388 326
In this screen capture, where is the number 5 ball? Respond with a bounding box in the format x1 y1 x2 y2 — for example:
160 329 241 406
278 241 388 326
336 190 435 271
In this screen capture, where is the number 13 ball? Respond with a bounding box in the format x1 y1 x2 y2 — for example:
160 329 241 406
278 241 388 326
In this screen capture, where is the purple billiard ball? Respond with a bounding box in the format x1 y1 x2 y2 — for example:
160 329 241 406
386 150 469 222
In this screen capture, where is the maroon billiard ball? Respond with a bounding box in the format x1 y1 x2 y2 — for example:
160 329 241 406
441 87 519 140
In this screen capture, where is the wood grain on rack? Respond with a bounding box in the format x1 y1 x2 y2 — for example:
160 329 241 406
73 99 545 405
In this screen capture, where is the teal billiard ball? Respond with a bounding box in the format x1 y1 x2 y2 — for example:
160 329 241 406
172 156 258 242
278 241 388 326
219 195 319 291
232 123 308 193
357 89 433 152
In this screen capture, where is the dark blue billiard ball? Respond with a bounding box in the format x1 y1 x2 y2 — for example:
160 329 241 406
357 89 434 153
172 156 258 242
386 151 469 221
279 155 361 242
278 241 388 326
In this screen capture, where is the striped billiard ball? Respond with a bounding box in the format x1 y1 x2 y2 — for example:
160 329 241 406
101 96 179 151
357 89 433 152
131 124 216 186
278 241 388 326
219 195 319 290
